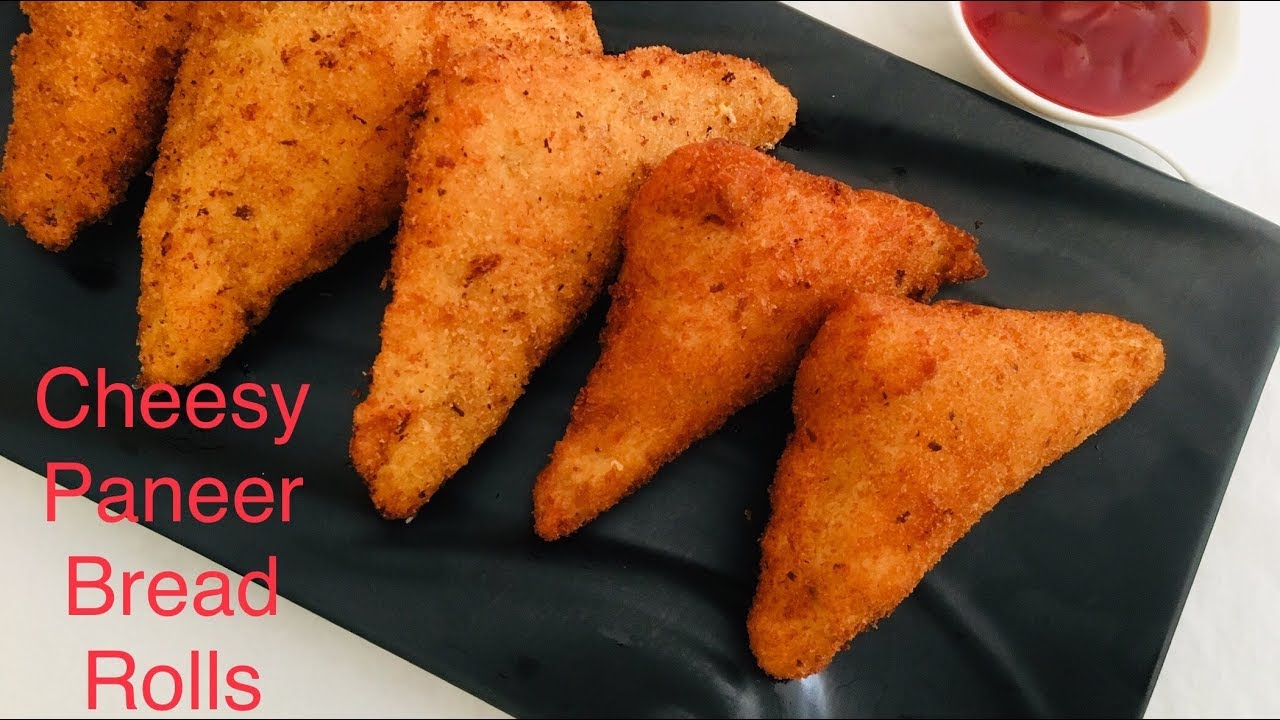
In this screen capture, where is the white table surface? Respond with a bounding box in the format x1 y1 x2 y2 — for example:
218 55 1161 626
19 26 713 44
2 2 1277 717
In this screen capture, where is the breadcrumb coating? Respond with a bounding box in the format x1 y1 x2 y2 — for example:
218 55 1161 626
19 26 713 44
749 294 1165 679
0 1 195 250
533 141 985 540
137 1 601 385
351 48 798 519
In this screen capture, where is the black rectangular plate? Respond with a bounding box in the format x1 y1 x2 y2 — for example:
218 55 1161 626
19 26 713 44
2 2 1278 717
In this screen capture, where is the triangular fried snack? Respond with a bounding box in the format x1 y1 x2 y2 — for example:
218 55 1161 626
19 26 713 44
0 1 195 250
534 141 986 539
749 294 1165 679
351 49 798 519
137 1 601 385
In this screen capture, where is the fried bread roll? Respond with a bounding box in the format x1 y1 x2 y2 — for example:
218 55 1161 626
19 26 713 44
749 294 1165 678
352 48 798 519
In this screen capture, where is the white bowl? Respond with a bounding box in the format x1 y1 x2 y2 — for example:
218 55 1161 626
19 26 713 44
948 1 1240 185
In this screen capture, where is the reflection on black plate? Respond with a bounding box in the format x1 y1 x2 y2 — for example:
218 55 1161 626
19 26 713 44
1 2 1278 717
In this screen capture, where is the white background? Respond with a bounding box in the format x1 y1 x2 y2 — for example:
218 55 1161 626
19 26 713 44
2 2 1277 717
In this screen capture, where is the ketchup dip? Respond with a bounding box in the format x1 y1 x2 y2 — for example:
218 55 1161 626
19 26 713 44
961 1 1211 116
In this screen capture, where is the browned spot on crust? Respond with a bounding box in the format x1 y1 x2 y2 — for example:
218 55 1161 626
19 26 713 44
464 253 502 286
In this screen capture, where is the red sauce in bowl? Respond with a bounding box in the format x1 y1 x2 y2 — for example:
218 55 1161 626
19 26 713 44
961 1 1210 116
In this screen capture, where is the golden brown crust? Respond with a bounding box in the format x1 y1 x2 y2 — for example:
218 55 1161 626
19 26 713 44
0 1 195 250
136 1 601 386
748 294 1165 679
351 48 798 519
533 140 986 539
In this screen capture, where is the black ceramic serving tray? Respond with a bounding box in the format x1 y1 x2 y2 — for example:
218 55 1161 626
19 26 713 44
2 2 1278 717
